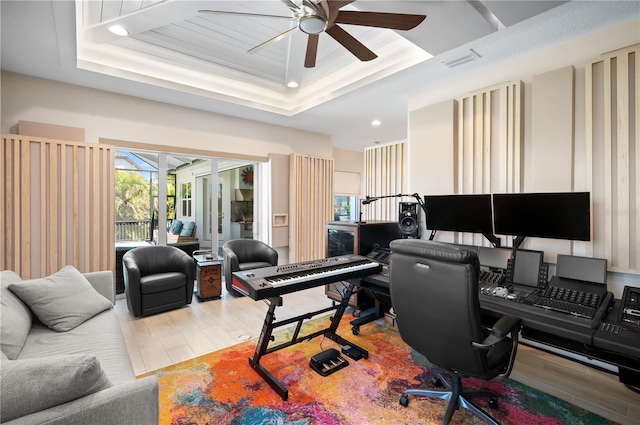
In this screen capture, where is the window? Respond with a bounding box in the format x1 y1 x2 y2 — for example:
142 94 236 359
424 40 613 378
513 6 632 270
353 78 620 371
334 195 359 221
181 182 192 217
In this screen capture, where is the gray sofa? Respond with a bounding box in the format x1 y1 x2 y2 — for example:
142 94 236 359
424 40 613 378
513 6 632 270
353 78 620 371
0 268 159 424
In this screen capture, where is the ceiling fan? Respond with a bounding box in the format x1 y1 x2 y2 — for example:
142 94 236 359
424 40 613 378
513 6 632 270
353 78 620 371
199 0 426 68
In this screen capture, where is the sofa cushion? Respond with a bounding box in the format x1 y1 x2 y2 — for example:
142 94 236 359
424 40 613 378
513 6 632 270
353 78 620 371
1 270 32 359
180 221 196 236
0 354 112 423
18 309 136 385
9 265 112 332
169 220 183 235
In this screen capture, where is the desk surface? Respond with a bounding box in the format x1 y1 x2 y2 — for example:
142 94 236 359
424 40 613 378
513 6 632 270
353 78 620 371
358 272 640 369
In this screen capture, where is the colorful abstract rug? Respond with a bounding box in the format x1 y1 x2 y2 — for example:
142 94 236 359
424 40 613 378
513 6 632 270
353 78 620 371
147 314 616 425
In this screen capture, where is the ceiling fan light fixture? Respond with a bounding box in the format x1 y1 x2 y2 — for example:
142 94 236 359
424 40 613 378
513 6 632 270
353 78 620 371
108 25 129 36
298 15 327 34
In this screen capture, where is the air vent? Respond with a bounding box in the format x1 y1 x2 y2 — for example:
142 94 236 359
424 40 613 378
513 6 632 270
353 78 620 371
442 50 481 68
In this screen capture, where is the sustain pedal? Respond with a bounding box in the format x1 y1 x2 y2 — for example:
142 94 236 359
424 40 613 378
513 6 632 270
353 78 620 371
309 348 349 377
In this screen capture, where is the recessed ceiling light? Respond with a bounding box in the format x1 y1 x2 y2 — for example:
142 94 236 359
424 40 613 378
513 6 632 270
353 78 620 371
287 81 299 88
371 120 381 126
108 25 129 36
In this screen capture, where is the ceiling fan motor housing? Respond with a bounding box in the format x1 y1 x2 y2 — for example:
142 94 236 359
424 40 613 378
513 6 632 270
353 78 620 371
299 15 327 34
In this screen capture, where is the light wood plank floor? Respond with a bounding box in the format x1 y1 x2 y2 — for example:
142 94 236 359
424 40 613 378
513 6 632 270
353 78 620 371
116 285 640 425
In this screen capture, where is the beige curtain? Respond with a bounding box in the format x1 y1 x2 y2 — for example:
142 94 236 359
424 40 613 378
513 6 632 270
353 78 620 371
289 154 334 262
1 135 115 278
363 142 408 221
587 44 639 274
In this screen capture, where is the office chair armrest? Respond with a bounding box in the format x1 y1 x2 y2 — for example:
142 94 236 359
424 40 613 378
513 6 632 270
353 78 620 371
490 315 521 338
472 315 521 350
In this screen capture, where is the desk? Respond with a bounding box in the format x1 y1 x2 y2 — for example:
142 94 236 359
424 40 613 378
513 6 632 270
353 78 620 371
358 272 640 388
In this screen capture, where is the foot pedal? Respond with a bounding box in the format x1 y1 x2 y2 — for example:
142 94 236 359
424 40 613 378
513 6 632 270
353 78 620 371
342 344 365 361
309 348 349 376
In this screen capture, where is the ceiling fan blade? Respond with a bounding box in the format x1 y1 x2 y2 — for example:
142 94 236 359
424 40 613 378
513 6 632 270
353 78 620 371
304 34 319 68
318 0 330 20
198 10 292 20
335 11 426 30
248 27 298 54
326 0 355 25
326 24 377 62
280 0 301 13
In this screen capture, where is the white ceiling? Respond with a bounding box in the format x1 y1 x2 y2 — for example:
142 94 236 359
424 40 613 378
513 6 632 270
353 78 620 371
1 1 639 151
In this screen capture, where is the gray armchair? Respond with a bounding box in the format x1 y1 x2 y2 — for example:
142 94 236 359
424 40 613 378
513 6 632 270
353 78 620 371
122 245 195 317
223 239 278 296
389 239 521 425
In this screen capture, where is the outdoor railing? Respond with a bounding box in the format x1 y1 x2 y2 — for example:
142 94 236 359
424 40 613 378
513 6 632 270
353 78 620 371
116 220 151 241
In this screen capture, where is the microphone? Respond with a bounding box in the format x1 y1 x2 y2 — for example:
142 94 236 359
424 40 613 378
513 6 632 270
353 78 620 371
362 196 375 205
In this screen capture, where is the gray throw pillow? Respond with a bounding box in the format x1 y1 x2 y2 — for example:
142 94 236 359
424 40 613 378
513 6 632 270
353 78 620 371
1 270 32 359
8 265 112 332
0 354 112 422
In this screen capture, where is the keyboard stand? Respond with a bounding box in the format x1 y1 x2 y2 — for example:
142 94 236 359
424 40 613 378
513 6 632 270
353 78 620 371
248 280 368 401
350 289 389 335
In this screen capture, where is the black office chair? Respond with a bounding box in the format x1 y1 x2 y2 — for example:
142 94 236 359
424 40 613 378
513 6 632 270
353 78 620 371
389 239 521 425
223 239 278 296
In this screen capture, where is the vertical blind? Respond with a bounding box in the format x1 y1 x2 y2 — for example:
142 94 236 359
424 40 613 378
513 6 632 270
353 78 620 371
363 142 408 221
289 154 334 262
1 135 115 278
587 44 639 273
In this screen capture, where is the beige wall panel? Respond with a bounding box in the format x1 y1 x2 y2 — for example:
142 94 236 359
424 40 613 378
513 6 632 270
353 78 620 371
531 66 575 191
588 45 639 274
1 135 115 279
289 154 333 263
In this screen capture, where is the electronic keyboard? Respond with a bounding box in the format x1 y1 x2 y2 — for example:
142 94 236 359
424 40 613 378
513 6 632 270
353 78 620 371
232 255 382 300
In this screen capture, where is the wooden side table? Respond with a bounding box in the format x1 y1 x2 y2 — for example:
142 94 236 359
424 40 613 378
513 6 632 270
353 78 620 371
194 257 222 301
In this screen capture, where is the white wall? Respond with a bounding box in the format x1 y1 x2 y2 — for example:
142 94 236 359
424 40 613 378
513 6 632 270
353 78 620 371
1 72 333 158
407 19 640 297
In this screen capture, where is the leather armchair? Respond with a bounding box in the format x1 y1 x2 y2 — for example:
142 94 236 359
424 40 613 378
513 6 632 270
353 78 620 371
223 239 278 296
389 239 521 425
122 245 195 317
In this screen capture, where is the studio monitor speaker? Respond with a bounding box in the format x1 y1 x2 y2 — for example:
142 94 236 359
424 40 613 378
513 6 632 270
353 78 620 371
398 202 420 238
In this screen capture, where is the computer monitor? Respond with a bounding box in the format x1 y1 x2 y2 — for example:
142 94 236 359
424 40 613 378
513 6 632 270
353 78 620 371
423 194 493 234
477 246 511 270
492 192 590 241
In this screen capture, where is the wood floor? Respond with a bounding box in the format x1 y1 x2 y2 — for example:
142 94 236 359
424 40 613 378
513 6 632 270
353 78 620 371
115 285 640 425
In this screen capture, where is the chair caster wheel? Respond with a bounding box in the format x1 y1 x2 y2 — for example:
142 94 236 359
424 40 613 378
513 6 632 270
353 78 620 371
431 377 443 387
352 326 360 335
399 395 409 407
488 396 498 408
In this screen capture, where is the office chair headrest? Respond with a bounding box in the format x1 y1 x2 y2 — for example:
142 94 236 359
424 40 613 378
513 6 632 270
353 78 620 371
390 239 478 265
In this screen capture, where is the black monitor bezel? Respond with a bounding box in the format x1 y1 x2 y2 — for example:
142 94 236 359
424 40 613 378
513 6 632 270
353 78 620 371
492 192 590 241
423 194 494 235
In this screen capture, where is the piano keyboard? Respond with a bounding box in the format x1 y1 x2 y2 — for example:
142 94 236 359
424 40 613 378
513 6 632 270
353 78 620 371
232 255 382 300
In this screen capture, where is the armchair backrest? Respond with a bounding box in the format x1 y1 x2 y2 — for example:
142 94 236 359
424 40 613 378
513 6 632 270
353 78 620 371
223 239 278 266
123 245 195 281
389 239 489 378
